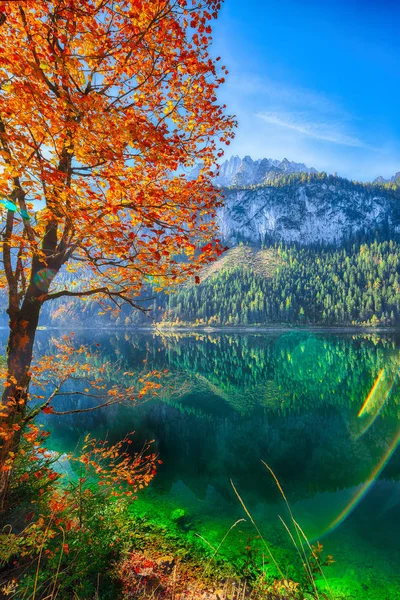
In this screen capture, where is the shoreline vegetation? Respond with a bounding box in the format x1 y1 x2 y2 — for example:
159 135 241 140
4 324 398 333
1 433 336 600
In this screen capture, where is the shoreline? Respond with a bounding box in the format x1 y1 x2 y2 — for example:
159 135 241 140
0 324 397 334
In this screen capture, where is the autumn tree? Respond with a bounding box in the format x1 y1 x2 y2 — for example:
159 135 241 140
0 0 234 507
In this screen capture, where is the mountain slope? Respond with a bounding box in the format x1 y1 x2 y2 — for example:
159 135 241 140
2 158 400 329
191 156 400 246
199 245 283 281
217 173 400 246
157 240 400 327
7 238 399 329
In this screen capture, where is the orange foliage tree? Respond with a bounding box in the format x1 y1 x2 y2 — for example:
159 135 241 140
0 0 234 506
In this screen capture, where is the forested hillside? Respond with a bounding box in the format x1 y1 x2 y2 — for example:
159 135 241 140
24 239 400 328
2 164 399 330
157 241 400 327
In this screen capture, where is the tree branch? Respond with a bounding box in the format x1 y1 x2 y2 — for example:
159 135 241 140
50 399 120 415
24 380 64 423
44 286 152 315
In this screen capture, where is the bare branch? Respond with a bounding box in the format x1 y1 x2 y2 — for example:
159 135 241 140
51 399 120 415
44 286 153 316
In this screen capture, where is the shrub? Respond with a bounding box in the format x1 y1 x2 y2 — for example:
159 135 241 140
0 429 159 599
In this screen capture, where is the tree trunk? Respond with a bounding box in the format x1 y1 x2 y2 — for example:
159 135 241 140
0 285 43 512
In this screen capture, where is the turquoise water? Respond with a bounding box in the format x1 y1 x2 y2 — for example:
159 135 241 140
8 329 400 599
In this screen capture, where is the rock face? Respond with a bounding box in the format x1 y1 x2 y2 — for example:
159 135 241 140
213 155 317 187
189 155 400 245
216 177 399 245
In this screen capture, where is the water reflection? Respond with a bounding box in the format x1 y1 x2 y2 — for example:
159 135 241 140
16 328 400 597
32 330 400 496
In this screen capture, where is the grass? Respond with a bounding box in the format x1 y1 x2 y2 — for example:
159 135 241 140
117 462 337 600
1 430 336 600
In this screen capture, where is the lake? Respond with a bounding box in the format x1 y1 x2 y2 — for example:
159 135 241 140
6 328 400 600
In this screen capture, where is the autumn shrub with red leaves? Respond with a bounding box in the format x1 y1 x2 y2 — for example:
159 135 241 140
0 427 159 599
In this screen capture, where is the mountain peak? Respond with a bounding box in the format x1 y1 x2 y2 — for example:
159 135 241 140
213 155 317 187
373 171 400 185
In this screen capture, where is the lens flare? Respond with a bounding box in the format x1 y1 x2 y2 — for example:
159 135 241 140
33 268 57 292
0 198 17 211
356 366 399 438
326 427 400 534
358 369 385 417
316 361 400 537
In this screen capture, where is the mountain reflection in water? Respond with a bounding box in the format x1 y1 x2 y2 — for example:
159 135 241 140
10 328 400 599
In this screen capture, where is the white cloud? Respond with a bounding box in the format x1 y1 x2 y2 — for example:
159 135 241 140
227 74 340 115
256 110 371 148
215 69 399 181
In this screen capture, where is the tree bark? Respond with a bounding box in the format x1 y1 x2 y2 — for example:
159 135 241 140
0 283 44 512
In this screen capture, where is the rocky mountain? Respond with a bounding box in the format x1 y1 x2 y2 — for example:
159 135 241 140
213 155 317 187
373 172 400 185
187 156 400 246
188 155 317 186
216 172 400 246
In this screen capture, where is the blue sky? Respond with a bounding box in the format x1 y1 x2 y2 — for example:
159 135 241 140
213 0 400 181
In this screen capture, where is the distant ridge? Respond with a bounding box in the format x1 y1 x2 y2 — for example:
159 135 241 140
188 155 318 187
213 155 318 187
190 155 400 188
373 172 400 185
